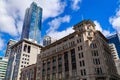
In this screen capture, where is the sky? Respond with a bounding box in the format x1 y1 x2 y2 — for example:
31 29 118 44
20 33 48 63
0 0 120 56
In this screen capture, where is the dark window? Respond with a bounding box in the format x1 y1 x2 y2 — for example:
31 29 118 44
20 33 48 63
65 72 69 79
79 52 84 58
92 50 99 56
23 44 27 52
64 51 69 72
90 43 97 48
78 46 80 51
77 38 82 43
28 46 31 53
58 54 62 72
71 49 76 70
93 58 100 65
78 46 83 51
80 69 86 76
80 60 85 67
95 67 102 74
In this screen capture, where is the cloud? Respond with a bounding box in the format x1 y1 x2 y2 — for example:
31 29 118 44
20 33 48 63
37 0 66 20
71 0 82 11
0 0 18 36
109 8 120 32
48 27 74 40
0 37 4 51
94 21 111 36
0 0 67 36
6 0 66 20
47 15 71 33
47 15 73 39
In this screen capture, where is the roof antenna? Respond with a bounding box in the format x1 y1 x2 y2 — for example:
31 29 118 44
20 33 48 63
81 15 84 21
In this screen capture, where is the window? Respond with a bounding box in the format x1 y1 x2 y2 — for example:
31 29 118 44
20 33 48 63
79 52 84 58
52 73 56 80
58 73 62 80
64 52 69 71
77 38 82 43
90 43 97 48
80 69 86 76
28 46 31 53
58 54 62 72
78 45 82 51
92 50 99 56
72 71 77 79
71 49 76 70
47 75 50 80
95 67 102 74
23 44 27 52
93 58 100 65
80 60 85 67
65 72 69 79
78 46 80 51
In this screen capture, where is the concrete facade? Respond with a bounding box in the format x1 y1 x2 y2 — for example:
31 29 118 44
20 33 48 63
20 64 36 80
5 39 42 80
5 39 17 58
36 20 120 80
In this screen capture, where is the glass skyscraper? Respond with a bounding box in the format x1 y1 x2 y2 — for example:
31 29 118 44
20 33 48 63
21 2 42 44
107 33 120 58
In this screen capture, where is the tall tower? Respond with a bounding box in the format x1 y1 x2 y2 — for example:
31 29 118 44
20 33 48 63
43 36 51 46
21 2 42 44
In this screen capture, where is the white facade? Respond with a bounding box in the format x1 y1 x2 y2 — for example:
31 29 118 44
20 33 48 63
5 39 42 80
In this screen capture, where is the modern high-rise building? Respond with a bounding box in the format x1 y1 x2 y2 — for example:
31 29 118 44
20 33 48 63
43 36 52 46
0 57 8 80
36 20 120 80
21 2 42 44
107 33 120 58
5 39 42 80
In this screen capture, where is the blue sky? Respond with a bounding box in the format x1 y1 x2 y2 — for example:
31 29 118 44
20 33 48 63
0 0 120 56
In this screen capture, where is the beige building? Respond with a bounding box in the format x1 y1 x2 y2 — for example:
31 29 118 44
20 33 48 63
5 39 42 80
20 64 36 80
36 20 120 80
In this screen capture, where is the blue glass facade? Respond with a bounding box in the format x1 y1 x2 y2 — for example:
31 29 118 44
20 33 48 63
21 2 42 44
107 33 120 58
